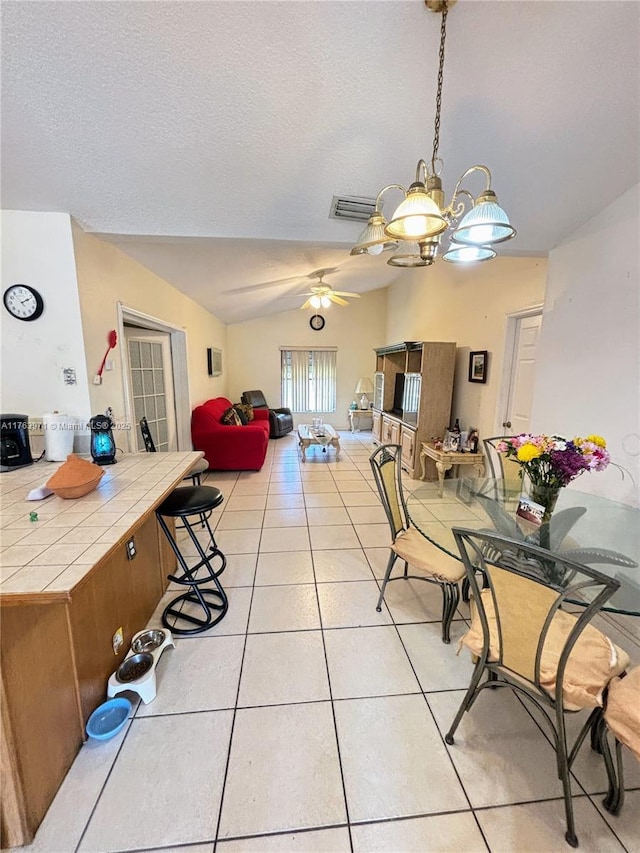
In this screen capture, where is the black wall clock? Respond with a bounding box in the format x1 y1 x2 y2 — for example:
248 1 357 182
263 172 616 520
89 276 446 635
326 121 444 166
310 313 325 331
3 284 45 321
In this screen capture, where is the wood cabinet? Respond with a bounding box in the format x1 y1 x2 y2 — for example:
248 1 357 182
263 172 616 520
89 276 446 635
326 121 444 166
0 511 172 848
372 409 382 442
400 425 417 471
68 512 169 724
0 603 82 849
372 341 456 479
381 414 400 444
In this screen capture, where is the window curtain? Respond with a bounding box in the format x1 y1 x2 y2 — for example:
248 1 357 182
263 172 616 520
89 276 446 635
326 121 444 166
281 349 336 413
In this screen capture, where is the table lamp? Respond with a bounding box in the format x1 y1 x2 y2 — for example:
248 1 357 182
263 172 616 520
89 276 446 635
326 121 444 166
355 377 374 410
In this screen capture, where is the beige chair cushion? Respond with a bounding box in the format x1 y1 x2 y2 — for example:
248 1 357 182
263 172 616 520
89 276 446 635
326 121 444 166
392 528 465 583
461 590 630 710
188 457 208 476
605 666 640 760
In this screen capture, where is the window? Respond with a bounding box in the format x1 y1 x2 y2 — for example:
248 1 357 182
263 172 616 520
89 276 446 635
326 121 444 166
281 348 337 413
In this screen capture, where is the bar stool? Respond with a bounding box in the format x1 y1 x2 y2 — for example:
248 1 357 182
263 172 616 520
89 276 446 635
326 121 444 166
156 485 228 635
139 417 208 485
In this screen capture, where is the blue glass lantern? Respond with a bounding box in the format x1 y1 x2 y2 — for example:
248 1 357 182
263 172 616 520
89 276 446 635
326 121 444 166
89 415 117 465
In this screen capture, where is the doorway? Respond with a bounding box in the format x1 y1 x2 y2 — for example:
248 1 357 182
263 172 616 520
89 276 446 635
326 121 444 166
124 327 177 452
497 307 543 436
117 303 191 453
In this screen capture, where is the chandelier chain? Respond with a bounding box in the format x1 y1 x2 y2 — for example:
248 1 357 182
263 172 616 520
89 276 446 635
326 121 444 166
431 5 448 174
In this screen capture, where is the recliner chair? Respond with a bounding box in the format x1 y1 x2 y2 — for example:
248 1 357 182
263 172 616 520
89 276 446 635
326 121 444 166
241 390 294 438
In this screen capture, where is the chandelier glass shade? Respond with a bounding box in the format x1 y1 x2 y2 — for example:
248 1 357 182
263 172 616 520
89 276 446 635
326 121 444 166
350 212 398 256
383 184 447 241
350 1 515 267
442 242 496 264
387 238 440 267
451 191 516 245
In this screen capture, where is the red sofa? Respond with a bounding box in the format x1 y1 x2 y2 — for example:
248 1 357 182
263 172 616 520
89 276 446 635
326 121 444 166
191 397 270 471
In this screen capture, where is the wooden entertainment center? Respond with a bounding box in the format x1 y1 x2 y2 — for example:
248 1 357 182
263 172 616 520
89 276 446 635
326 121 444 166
371 341 456 480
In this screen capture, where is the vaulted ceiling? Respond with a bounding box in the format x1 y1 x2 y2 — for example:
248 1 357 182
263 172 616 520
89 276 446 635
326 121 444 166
2 1 638 323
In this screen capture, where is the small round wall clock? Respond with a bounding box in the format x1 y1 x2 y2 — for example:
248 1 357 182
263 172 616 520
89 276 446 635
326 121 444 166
3 284 45 321
309 313 325 331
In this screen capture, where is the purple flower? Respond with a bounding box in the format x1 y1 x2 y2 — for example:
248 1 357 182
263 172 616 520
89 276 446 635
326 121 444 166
549 447 588 485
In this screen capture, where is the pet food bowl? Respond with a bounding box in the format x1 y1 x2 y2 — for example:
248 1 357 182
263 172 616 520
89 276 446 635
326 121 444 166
115 652 154 683
107 628 175 704
131 629 166 654
86 697 131 741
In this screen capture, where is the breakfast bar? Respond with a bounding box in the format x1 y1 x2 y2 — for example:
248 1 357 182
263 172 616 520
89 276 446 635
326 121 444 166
0 451 203 848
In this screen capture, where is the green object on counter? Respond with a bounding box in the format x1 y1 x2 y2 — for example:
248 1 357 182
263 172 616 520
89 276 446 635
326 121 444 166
29 511 38 522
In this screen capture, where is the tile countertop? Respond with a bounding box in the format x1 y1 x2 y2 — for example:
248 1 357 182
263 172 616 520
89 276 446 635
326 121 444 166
0 451 204 600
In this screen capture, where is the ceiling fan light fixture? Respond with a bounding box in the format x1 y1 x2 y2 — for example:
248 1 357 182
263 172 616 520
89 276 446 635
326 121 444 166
350 212 399 256
309 294 322 309
320 295 332 308
452 189 516 246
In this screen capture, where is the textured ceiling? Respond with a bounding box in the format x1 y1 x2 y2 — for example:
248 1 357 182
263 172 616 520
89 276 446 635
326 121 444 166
2 1 639 323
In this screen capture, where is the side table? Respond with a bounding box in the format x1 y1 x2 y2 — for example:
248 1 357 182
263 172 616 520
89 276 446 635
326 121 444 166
348 409 373 432
419 441 485 497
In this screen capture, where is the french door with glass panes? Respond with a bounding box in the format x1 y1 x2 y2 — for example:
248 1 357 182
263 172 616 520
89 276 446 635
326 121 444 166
125 328 177 452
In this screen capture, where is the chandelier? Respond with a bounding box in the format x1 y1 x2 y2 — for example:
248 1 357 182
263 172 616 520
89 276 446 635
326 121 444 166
351 0 515 267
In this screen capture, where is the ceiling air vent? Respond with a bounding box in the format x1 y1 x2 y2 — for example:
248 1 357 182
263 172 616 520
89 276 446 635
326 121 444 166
329 195 377 223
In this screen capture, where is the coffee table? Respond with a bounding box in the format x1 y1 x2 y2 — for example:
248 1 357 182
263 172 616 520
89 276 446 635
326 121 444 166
297 424 340 461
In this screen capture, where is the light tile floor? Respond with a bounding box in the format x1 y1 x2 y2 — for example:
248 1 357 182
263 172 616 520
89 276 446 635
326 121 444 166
19 432 640 853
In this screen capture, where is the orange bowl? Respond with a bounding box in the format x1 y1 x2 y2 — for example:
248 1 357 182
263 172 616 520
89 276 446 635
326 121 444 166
49 474 104 500
46 454 104 500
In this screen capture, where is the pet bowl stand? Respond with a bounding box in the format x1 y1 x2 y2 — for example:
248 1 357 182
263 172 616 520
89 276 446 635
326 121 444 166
107 629 175 704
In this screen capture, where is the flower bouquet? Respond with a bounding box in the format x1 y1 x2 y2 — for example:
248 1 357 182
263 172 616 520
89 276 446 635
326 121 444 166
496 434 610 522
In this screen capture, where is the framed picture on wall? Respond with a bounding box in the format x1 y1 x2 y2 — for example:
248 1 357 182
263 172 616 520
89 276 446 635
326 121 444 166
468 350 488 384
207 347 223 377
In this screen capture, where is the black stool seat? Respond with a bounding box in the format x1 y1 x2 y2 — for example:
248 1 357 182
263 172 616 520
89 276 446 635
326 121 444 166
156 485 228 636
158 485 224 517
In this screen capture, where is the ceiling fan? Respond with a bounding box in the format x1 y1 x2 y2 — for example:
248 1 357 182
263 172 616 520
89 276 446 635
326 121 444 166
222 267 341 296
298 270 361 310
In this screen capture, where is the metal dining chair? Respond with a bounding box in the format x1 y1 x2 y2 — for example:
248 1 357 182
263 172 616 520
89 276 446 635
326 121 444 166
446 527 629 848
369 444 465 643
597 665 640 815
482 435 517 480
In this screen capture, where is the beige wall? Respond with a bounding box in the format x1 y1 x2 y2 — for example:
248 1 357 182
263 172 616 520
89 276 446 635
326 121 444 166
227 289 387 429
384 257 548 441
1 211 92 454
72 224 227 446
532 183 639 506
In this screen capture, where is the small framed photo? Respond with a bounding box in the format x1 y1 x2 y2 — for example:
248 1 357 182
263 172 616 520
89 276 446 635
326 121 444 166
443 430 461 452
516 496 545 527
468 350 488 384
463 427 479 453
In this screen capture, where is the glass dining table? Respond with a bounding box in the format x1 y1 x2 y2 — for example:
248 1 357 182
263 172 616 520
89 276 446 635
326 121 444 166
405 477 640 616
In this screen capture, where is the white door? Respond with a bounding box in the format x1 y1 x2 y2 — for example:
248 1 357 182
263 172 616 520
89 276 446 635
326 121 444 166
124 327 177 452
501 312 542 435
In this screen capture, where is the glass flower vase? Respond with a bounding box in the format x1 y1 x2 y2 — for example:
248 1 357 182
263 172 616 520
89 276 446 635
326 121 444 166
529 484 562 524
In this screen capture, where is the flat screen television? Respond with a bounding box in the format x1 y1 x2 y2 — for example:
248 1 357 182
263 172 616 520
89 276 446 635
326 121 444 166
391 373 405 415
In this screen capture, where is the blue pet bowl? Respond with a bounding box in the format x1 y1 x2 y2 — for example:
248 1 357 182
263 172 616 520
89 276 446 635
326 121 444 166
86 697 131 741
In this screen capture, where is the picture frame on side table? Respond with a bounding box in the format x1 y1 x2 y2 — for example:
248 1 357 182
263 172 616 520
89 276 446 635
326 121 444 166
468 350 488 384
443 430 461 452
464 427 479 453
